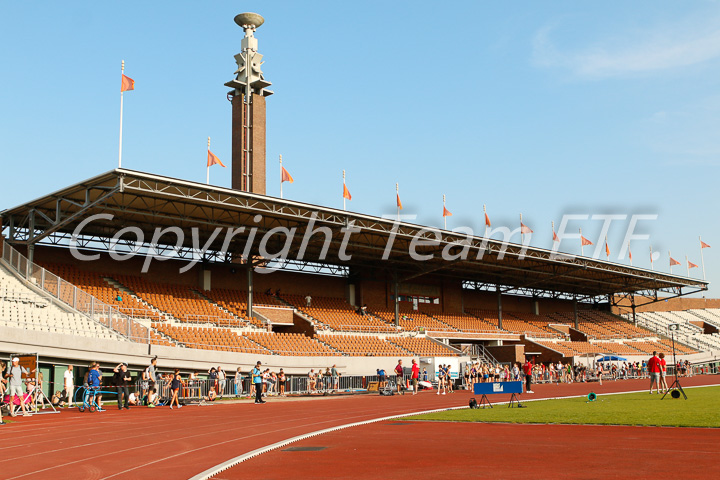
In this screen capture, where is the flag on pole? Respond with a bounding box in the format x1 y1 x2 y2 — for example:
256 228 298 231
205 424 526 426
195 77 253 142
688 260 699 269
669 257 681 266
396 183 403 210
343 183 352 201
281 166 294 183
605 239 610 258
207 150 225 167
520 223 533 234
121 74 135 92
443 206 452 217
581 236 593 246
701 240 711 249
552 221 559 242
629 245 633 264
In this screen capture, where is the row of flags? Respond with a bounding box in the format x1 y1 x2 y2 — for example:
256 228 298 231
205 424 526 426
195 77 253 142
119 67 710 279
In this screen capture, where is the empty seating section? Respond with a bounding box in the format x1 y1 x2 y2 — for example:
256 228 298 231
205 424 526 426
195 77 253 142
116 275 240 326
429 313 505 334
203 288 278 328
40 263 162 321
534 338 697 357
632 310 720 351
152 323 269 354
0 266 125 340
368 304 452 332
388 336 461 357
318 334 409 357
283 295 396 332
245 331 339 356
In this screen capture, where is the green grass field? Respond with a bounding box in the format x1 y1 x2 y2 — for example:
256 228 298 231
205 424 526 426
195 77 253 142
408 386 720 428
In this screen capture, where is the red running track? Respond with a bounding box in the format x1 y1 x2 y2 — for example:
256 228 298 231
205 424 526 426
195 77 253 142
0 375 717 480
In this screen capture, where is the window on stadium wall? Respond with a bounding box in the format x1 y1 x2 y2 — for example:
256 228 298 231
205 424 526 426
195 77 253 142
391 295 440 310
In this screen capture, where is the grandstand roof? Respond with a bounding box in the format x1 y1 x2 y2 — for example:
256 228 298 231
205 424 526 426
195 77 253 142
0 169 708 300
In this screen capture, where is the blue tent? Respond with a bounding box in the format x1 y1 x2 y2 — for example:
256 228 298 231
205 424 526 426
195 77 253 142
596 355 627 362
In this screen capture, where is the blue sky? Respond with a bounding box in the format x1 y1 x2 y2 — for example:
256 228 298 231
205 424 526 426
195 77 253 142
0 1 716 296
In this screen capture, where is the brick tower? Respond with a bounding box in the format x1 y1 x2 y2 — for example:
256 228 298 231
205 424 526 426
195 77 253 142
225 12 273 194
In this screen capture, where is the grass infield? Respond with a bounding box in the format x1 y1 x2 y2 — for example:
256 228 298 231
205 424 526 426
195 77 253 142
407 386 720 428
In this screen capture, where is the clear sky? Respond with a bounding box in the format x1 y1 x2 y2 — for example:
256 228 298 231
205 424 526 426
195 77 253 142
0 1 716 296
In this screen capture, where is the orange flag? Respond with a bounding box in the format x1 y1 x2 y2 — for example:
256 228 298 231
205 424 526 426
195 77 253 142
484 212 491 227
581 236 593 246
207 150 225 168
396 193 403 210
629 248 633 261
669 257 681 266
701 240 711 249
605 242 610 257
281 166 294 183
520 223 533 234
343 183 352 201
688 260 699 269
121 74 135 92
553 230 559 242
443 206 452 217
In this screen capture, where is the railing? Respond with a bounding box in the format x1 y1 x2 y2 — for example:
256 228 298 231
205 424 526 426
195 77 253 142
337 324 399 334
1 238 152 344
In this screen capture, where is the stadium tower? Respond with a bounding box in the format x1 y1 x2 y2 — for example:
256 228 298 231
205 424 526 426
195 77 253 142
225 12 273 194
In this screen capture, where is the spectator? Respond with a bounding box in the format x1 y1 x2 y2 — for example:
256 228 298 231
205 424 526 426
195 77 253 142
658 353 668 394
251 361 265 404
208 367 218 393
88 363 105 412
278 368 287 397
169 369 182 409
305 294 312 307
0 361 6 398
377 368 387 388
647 351 661 394
113 363 132 410
204 387 217 402
51 390 68 408
411 359 420 395
308 369 316 392
234 368 243 397
422 367 428 382
217 366 226 398
523 357 535 394
446 365 453 393
63 365 74 406
128 390 141 406
316 370 324 393
331 364 339 391
6 357 32 417
394 360 405 395
146 387 159 407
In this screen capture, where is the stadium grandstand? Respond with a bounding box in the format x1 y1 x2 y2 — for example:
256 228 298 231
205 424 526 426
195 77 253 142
0 7 718 398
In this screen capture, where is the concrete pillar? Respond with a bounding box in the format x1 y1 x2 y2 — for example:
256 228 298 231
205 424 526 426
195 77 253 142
247 266 254 320
496 285 503 330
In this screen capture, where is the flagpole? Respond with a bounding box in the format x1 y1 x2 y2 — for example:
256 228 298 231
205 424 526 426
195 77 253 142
118 60 125 169
443 194 447 230
686 255 690 277
650 245 654 271
605 235 609 260
483 204 488 238
520 213 523 243
551 221 555 244
396 183 400 221
628 242 633 266
700 236 707 280
668 250 672 274
343 170 346 211
206 137 211 185
279 155 283 199
580 228 584 256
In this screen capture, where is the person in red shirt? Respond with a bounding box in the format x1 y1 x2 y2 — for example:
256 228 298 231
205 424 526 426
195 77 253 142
658 352 668 394
523 357 534 394
647 351 661 394
394 360 405 395
410 359 420 395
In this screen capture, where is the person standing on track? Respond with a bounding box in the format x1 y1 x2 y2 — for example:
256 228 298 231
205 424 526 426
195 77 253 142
658 353 668 394
64 365 74 407
169 369 182 409
394 359 405 395
6 357 32 417
217 366 226 398
112 363 132 410
523 357 535 394
647 351 661 394
436 365 446 395
411 359 420 395
252 361 265 404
